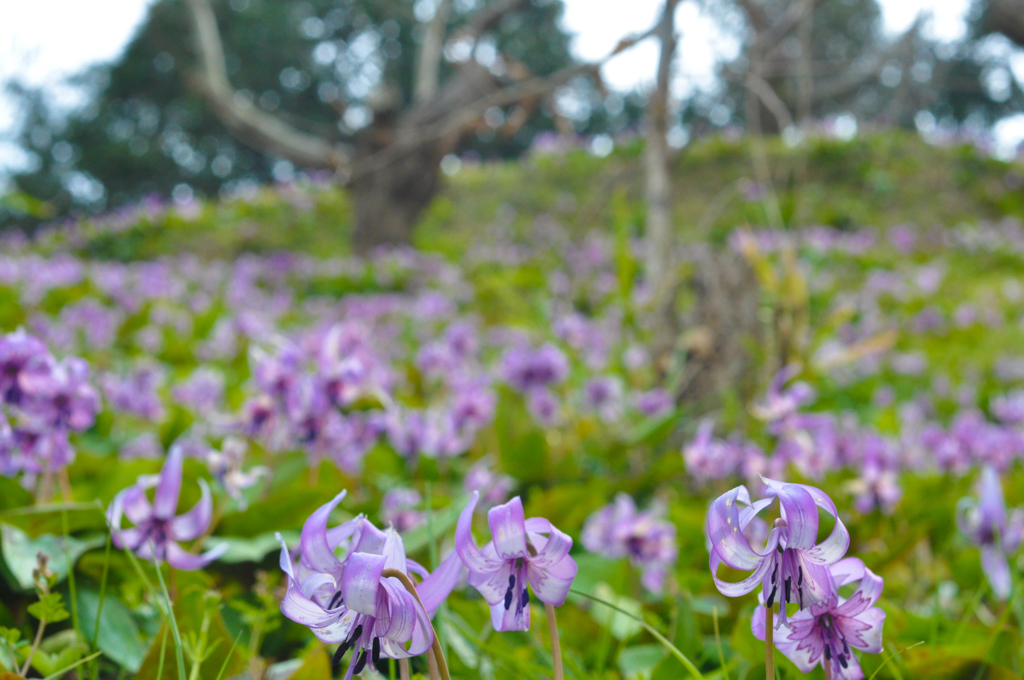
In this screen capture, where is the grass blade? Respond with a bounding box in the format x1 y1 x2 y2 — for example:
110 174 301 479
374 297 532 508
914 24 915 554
42 650 102 680
156 625 169 680
866 641 924 680
570 588 704 680
150 547 188 680
213 630 243 680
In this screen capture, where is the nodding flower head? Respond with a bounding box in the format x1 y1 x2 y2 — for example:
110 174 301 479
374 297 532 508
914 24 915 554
455 492 577 631
707 478 849 627
957 466 1024 599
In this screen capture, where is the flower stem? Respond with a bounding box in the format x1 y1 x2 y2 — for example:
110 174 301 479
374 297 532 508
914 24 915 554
398 657 410 680
20 615 46 677
545 603 564 680
824 658 833 680
765 606 774 680
381 568 451 680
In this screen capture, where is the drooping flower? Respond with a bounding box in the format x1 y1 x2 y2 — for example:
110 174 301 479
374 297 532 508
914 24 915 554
107 444 226 570
0 329 51 406
275 491 461 679
752 558 885 680
500 343 569 393
19 356 101 432
582 494 678 594
455 492 577 631
205 437 269 510
957 466 1024 599
707 479 849 626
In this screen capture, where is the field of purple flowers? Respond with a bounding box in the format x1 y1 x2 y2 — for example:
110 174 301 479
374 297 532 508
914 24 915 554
2 171 1024 679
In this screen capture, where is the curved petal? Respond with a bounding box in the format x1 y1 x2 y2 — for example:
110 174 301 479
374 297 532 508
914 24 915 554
829 557 866 588
277 532 296 581
467 558 514 606
312 609 361 645
405 559 430 580
351 516 388 555
709 544 774 597
300 490 348 574
707 486 770 570
772 479 849 565
488 496 528 559
981 544 1012 600
416 550 463 617
455 491 503 574
490 594 530 632
772 483 819 550
833 561 884 618
526 553 577 606
342 551 385 616
281 580 339 628
381 531 408 572
164 540 227 571
524 519 573 569
153 444 184 520
121 486 154 526
299 572 338 600
795 555 836 609
842 606 885 655
169 479 212 542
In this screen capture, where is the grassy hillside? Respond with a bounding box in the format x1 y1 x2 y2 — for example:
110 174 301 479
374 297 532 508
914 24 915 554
51 129 1024 261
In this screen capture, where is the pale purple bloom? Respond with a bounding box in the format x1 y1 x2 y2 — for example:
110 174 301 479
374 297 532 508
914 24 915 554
172 368 225 413
449 380 496 433
582 376 624 421
102 363 165 422
19 356 101 432
992 391 1024 425
0 329 51 406
683 420 739 482
381 488 426 533
582 494 678 594
752 365 815 423
753 558 885 680
119 432 163 460
464 458 515 509
957 466 1024 599
633 388 673 416
526 389 561 427
107 444 226 570
707 479 850 626
500 343 568 393
455 492 577 631
205 437 269 509
275 492 461 678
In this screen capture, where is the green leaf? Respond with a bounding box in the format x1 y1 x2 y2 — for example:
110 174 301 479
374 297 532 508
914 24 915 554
588 583 643 640
28 594 69 624
20 630 86 677
215 531 298 564
0 629 19 646
0 524 104 591
76 588 147 672
618 644 667 679
401 497 466 555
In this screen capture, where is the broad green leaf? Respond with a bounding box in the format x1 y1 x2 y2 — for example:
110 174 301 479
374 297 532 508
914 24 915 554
27 594 69 624
0 504 106 539
618 644 667 680
401 496 466 555
77 588 147 672
216 531 298 564
590 583 643 640
0 525 104 591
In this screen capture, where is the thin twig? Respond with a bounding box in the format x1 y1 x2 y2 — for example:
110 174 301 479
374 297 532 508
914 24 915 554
545 603 564 680
765 606 774 680
20 614 47 677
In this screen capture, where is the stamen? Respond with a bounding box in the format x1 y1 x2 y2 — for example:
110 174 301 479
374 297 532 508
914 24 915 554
798 566 803 586
771 563 778 584
798 586 804 610
766 585 777 608
784 577 791 603
353 649 368 674
372 637 381 665
838 654 848 669
824 645 832 661
521 589 530 609
333 641 351 666
328 591 343 609
348 625 364 646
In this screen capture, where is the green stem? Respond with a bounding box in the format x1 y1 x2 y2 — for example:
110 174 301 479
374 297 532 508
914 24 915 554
20 615 47 677
90 529 113 680
61 508 80 637
713 605 729 680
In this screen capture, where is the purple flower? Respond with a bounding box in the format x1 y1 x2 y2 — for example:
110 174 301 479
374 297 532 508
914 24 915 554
633 388 673 417
19 356 101 432
582 494 678 594
526 389 561 426
957 466 1024 599
172 368 225 413
0 329 51 406
381 488 426 533
107 444 226 570
500 343 569 393
205 437 269 510
752 365 815 423
275 492 461 678
582 376 624 421
752 557 885 679
455 492 577 631
464 457 515 510
102 363 165 422
683 420 739 482
707 479 850 626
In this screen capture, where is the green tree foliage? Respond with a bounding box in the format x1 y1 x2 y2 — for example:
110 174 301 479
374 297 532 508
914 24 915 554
5 0 574 226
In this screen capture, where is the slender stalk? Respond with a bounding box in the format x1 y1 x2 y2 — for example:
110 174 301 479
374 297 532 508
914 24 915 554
381 568 451 680
20 615 47 677
765 605 774 680
713 605 729 680
61 508 81 637
399 657 411 680
824 657 833 680
58 468 74 501
427 649 439 680
545 603 564 680
156 626 169 680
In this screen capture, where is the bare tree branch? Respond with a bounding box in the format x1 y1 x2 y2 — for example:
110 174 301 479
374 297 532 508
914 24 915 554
415 0 454 104
746 72 794 131
183 0 349 170
462 0 531 43
812 18 921 102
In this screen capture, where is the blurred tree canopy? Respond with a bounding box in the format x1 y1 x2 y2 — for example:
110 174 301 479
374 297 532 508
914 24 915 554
4 0 576 224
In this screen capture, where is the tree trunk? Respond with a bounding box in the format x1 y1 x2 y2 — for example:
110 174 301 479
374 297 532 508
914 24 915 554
350 63 501 252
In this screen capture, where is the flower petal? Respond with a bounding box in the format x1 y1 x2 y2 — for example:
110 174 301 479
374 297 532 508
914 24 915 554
121 486 154 525
467 559 514 606
300 490 348 574
707 486 770 570
455 491 503 574
416 550 463 617
524 517 573 569
526 553 577 606
981 544 1012 600
833 559 884 618
169 479 212 542
842 607 885 655
710 544 774 597
342 551 385 616
312 609 361 645
488 496 528 559
764 478 850 564
164 540 227 571
153 444 184 520
771 483 819 550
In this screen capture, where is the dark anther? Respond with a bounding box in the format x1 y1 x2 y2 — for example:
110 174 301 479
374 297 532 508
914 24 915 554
333 640 351 666
509 574 516 589
348 625 363 647
798 566 803 586
766 585 777 608
798 586 804 610
353 649 368 674
328 591 343 609
784 577 792 603
504 588 514 610
372 637 381 665
777 544 784 554
771 563 778 584
521 589 530 609
842 640 849 654
838 654 848 669
824 645 832 661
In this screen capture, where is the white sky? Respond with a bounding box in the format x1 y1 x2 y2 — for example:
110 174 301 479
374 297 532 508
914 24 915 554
0 0 1019 177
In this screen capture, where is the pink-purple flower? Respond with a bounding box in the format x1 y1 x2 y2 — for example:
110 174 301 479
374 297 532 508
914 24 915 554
957 466 1024 599
707 479 849 625
752 557 885 679
455 492 577 631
